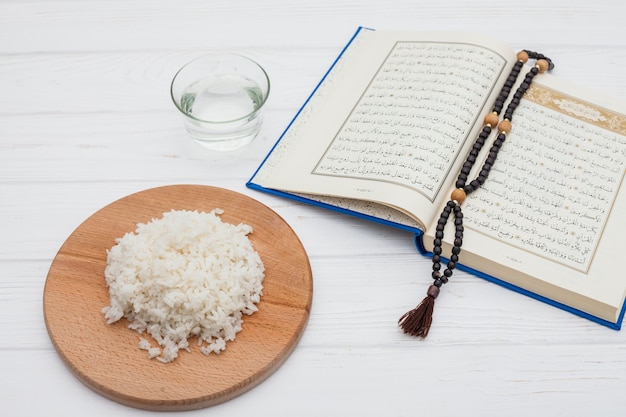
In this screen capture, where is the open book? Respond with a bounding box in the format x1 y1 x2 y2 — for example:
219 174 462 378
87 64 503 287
247 27 626 329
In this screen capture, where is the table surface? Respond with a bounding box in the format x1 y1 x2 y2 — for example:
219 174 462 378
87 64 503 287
2 1 626 416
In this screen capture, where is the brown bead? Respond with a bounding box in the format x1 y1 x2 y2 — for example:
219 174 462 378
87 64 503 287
517 50 529 63
536 59 549 73
427 284 440 299
451 188 466 205
484 112 499 127
498 119 512 134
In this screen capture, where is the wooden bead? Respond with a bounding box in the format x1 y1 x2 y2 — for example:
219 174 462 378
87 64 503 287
517 50 529 63
484 112 499 127
498 119 512 134
536 59 549 73
427 284 440 299
451 188 466 205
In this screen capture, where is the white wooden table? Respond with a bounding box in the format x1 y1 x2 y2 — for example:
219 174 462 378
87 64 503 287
2 1 626 415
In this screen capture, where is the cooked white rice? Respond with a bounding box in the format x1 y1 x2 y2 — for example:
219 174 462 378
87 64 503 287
101 209 264 363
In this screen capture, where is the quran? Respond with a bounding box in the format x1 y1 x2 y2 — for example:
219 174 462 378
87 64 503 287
247 27 626 329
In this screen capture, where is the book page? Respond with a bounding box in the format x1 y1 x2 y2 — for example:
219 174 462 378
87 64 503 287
430 74 626 320
463 83 626 273
254 29 515 230
312 40 507 202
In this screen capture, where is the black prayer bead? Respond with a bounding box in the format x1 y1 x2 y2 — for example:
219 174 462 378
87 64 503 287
515 89 528 99
433 238 442 247
432 254 441 263
433 277 443 287
447 261 457 270
433 246 442 255
452 246 461 255
450 254 459 263
432 262 441 271
435 231 444 239
443 269 453 278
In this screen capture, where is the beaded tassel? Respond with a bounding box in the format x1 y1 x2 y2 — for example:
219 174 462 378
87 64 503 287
399 50 554 338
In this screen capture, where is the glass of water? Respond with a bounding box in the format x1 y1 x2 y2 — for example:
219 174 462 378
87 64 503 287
170 54 270 151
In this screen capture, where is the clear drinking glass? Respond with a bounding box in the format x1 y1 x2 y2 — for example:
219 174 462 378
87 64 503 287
171 54 270 151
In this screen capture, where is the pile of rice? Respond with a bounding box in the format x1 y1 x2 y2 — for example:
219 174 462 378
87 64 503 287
101 209 265 363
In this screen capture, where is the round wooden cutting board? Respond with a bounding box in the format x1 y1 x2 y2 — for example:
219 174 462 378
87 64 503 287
43 185 313 411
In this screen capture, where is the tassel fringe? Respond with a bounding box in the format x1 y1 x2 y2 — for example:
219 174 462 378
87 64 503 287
398 284 439 338
398 296 435 338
